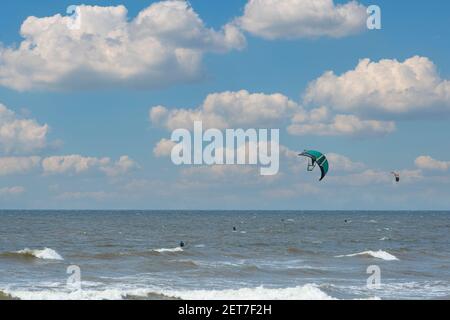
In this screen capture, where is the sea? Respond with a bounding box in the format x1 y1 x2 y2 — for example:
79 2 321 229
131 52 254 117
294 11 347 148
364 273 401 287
0 211 449 300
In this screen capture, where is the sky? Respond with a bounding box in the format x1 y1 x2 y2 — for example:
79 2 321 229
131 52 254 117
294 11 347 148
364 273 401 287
0 0 450 210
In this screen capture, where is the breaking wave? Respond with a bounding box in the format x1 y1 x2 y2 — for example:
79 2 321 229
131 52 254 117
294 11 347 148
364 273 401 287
152 247 184 253
1 284 335 300
335 250 399 261
158 284 335 300
1 248 63 261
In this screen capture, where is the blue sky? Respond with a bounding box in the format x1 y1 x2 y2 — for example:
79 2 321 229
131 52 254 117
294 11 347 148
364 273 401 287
1 0 450 210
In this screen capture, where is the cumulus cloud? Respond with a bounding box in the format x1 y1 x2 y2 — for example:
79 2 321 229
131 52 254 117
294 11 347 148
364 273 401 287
42 155 110 175
0 104 49 154
326 153 365 172
154 138 177 157
329 169 392 186
151 90 396 137
150 90 298 130
305 56 450 116
42 155 138 176
415 155 450 171
0 186 25 196
100 155 139 177
0 156 41 176
288 107 396 136
0 1 245 91
398 169 424 183
238 0 367 40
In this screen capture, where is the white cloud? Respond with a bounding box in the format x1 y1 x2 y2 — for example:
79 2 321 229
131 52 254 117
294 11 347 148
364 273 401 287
42 155 110 175
42 155 138 176
398 169 424 183
151 89 299 130
329 169 391 186
0 104 49 154
415 155 450 171
288 109 396 136
151 89 397 137
305 56 450 116
0 156 41 176
238 0 367 40
326 153 365 172
0 1 245 91
154 138 177 157
100 155 139 177
0 186 25 196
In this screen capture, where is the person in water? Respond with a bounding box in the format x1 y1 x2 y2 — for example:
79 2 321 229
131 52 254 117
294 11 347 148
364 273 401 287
233 227 237 232
180 241 185 248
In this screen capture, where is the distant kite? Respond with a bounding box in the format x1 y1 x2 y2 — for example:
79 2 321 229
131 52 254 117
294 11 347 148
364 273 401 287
391 172 400 183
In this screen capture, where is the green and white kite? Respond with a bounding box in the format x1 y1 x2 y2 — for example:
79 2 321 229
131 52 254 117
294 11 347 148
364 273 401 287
298 150 329 181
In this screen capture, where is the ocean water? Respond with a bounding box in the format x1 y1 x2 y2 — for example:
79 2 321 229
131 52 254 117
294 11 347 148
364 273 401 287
0 211 449 300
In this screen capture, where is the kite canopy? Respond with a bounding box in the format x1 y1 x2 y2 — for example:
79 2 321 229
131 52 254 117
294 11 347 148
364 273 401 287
391 172 400 182
299 150 329 181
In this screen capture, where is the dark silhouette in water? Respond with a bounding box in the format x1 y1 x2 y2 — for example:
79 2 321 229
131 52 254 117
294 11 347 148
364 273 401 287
233 227 237 232
180 241 185 248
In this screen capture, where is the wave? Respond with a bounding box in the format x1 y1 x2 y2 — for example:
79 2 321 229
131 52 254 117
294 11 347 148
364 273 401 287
2 284 335 300
326 281 450 300
0 248 63 261
73 247 186 260
152 247 184 253
158 284 335 300
335 250 399 261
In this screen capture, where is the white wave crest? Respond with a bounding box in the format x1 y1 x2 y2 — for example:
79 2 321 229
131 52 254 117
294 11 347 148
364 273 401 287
16 248 63 260
152 247 183 253
335 250 398 261
159 284 335 300
2 284 335 300
2 288 125 300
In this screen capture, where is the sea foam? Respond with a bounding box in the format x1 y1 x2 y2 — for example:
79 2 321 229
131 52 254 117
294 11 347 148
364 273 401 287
335 250 398 261
15 248 64 261
2 284 335 300
159 284 335 300
152 247 184 253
